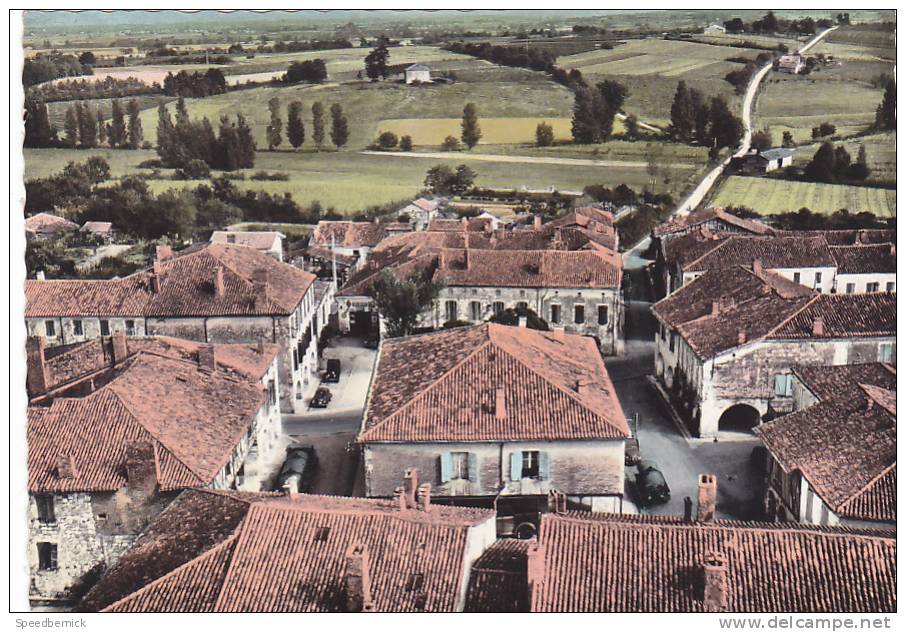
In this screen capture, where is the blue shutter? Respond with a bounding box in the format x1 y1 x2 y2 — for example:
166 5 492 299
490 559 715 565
440 452 453 483
773 375 785 396
510 452 523 481
467 453 478 483
539 452 551 480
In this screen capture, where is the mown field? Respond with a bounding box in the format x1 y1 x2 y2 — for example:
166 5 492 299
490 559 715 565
25 147 680 213
377 117 580 146
712 176 896 216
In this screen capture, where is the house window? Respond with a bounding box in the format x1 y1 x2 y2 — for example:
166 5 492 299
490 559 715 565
774 374 794 397
516 301 528 312
37 542 57 571
451 452 470 480
521 451 540 478
470 301 481 321
125 319 135 335
445 300 458 322
845 283 856 294
35 495 55 524
886 282 895 293
267 379 277 408
493 301 505 316
550 304 561 324
669 333 676 352
793 272 801 284
519 290 526 298
597 305 608 325
878 343 894 363
814 272 822 288
441 452 475 482
44 320 55 337
100 320 110 336
574 305 585 324
293 349 299 371
72 320 83 336
867 282 880 293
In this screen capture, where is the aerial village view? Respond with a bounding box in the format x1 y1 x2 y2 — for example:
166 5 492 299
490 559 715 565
9 6 898 622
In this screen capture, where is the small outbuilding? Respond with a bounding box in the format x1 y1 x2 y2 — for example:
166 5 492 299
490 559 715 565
405 63 431 84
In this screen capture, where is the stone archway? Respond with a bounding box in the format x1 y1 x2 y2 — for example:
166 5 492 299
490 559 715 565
718 403 761 432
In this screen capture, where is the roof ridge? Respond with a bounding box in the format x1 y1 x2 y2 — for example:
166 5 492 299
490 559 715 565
103 533 239 612
763 294 821 340
836 462 897 513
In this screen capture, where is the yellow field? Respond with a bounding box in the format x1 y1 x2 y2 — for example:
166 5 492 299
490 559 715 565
377 117 624 146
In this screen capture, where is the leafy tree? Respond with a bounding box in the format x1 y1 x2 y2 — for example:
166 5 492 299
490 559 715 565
750 129 772 151
811 122 836 139
126 99 143 149
690 88 710 146
424 163 476 195
376 131 398 148
282 59 327 84
439 135 460 151
723 18 745 34
781 131 794 147
109 99 127 148
24 99 56 148
399 135 413 151
96 109 107 146
329 103 349 148
849 144 870 180
597 79 629 114
364 37 391 81
623 114 640 140
76 103 97 148
78 51 97 66
460 102 482 149
804 141 837 183
875 79 896 130
669 80 695 142
571 85 598 144
266 96 282 150
369 268 443 338
535 121 554 147
311 101 326 149
287 100 305 149
707 96 743 149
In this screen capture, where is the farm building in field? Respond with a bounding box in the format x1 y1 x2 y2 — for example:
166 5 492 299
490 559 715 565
729 147 794 175
405 63 431 84
358 323 630 517
777 53 805 74
80 221 115 239
652 265 896 438
704 24 726 34
25 333 282 607
78 488 498 612
25 213 79 238
210 230 285 261
756 362 896 530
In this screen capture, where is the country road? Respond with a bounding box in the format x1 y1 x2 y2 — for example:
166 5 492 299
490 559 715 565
672 26 838 216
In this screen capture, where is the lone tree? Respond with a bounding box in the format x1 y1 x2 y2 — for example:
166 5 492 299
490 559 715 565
364 37 391 81
266 96 282 150
126 99 143 149
399 134 413 151
311 101 326 149
330 103 349 148
669 80 695 142
287 100 305 149
424 163 476 195
461 102 482 149
535 121 554 147
369 268 443 338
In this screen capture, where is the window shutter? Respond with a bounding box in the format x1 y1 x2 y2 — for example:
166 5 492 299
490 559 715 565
440 452 453 483
774 375 785 396
510 452 522 481
468 453 478 483
539 451 551 480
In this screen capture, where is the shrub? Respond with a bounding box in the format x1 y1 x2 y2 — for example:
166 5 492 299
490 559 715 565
399 135 413 151
377 131 399 149
250 171 290 181
174 159 210 180
441 135 461 151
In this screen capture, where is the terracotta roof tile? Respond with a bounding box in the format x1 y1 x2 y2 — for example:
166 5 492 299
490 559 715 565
427 218 493 232
465 539 529 612
25 212 79 234
769 293 897 339
830 244 897 274
778 229 896 245
793 363 896 402
25 274 155 317
683 235 836 272
655 207 773 238
84 490 494 612
360 324 628 443
210 231 284 250
533 513 896 612
81 221 113 234
310 221 387 248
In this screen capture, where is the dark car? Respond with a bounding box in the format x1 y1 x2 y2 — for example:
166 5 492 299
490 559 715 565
624 437 641 466
310 386 332 408
276 445 317 493
323 358 341 383
635 460 670 507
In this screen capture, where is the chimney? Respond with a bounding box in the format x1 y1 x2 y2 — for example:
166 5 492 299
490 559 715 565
213 266 224 297
36 270 45 281
26 336 49 397
416 483 432 512
198 344 217 372
495 388 506 419
461 216 468 228
257 339 266 355
111 330 129 365
518 315 527 328
699 552 728 612
395 486 408 512
711 301 720 316
156 244 173 261
56 454 78 479
125 441 160 497
404 468 418 509
526 542 545 606
811 317 824 337
752 258 763 275
737 330 747 345
683 496 694 523
283 478 301 501
534 214 542 230
547 490 567 514
345 543 375 613
697 474 717 522
150 272 161 294
253 268 270 307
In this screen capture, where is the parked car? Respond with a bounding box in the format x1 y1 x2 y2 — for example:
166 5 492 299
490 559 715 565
323 358 341 383
275 445 317 493
624 437 641 466
635 460 670 507
310 386 332 408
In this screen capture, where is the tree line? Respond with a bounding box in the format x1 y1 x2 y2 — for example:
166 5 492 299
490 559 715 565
27 76 158 103
25 98 145 149
263 96 348 151
162 69 228 97
443 41 557 73
722 11 841 35
669 80 744 157
156 98 255 171
23 54 92 87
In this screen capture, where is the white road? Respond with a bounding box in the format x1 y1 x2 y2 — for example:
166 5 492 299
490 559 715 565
672 26 838 217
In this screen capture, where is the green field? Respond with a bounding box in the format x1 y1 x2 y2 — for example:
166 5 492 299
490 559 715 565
792 132 896 182
713 176 896 217
377 117 595 146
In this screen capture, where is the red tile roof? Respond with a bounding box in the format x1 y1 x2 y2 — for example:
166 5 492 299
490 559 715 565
82 489 494 612
792 363 896 402
778 228 896 245
769 293 897 340
532 512 896 612
465 539 529 612
80 221 113 234
28 352 266 493
360 323 629 443
25 243 315 318
25 212 79 234
654 207 774 238
427 217 494 232
310 221 387 248
434 248 621 289
210 230 284 250
830 243 897 274
682 235 836 272
755 384 896 523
